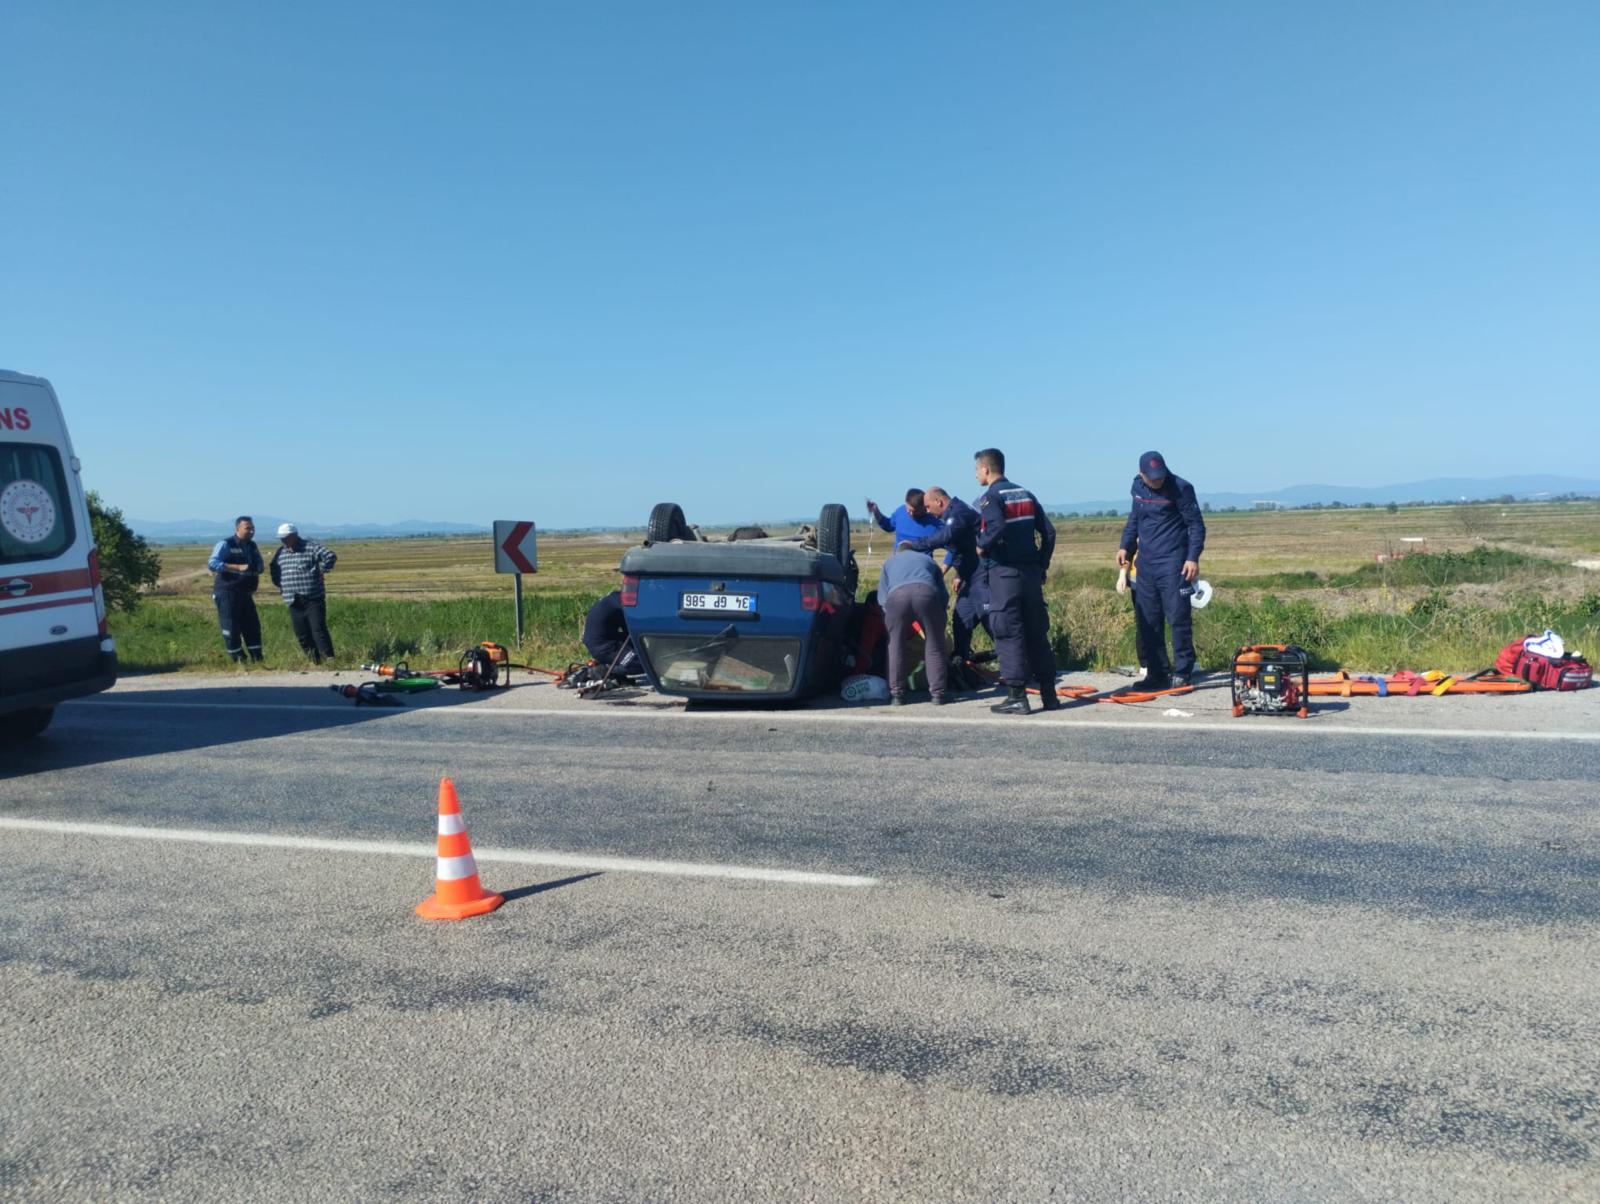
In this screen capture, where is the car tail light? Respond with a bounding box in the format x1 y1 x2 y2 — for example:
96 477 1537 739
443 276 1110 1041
88 548 109 636
621 574 639 606
800 581 821 612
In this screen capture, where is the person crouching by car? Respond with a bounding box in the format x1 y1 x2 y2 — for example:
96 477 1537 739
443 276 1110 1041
582 590 643 680
878 543 951 706
208 515 265 663
270 522 337 663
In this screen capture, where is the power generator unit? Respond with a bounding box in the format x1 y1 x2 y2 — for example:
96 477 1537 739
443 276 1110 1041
1231 644 1311 718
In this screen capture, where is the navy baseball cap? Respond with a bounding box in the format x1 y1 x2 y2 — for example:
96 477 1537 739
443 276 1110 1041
1139 451 1168 480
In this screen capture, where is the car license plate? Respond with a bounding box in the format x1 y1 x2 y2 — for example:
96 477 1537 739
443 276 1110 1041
681 592 756 614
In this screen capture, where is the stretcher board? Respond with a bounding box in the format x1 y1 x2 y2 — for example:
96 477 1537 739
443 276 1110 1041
1308 671 1532 697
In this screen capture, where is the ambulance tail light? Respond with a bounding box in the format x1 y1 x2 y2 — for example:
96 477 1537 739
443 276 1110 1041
88 548 110 637
621 574 639 607
800 581 821 612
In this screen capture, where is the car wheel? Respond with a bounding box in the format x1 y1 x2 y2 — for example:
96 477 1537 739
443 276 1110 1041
646 503 690 545
0 706 54 741
817 503 851 566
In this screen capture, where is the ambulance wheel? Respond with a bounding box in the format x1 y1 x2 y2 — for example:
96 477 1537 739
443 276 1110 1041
0 706 53 741
646 502 690 544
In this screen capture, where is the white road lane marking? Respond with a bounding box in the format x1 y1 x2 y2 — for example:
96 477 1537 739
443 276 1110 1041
70 697 1600 743
0 817 879 888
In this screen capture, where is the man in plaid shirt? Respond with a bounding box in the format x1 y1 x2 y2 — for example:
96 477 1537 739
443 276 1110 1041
269 522 338 662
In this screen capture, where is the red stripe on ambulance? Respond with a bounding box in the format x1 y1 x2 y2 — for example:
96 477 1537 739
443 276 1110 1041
0 594 95 618
4 568 93 595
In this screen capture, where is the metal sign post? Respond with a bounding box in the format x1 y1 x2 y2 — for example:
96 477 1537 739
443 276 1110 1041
493 521 538 647
513 573 524 646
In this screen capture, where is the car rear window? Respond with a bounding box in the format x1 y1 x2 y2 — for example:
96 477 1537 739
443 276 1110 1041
639 634 801 694
0 442 77 565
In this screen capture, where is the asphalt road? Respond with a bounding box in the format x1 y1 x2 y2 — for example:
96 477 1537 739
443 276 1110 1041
2 675 1597 1201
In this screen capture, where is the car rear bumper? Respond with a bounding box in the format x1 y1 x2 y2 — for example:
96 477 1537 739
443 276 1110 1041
0 639 118 715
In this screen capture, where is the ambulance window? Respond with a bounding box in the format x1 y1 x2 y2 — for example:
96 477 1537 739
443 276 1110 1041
0 443 77 564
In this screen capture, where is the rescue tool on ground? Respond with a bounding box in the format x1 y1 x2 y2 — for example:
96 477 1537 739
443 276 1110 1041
331 643 524 705
1231 645 1311 718
359 643 514 691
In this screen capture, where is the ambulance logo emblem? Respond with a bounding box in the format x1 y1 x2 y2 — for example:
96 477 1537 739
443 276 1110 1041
1 479 57 544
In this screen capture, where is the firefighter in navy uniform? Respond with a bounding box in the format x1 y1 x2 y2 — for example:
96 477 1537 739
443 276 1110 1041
1116 451 1206 689
973 448 1058 715
207 516 265 662
582 590 642 679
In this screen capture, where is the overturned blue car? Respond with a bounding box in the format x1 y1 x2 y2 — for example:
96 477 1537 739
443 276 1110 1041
617 503 859 702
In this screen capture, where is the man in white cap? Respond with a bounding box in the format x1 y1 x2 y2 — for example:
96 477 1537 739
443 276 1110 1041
269 522 338 663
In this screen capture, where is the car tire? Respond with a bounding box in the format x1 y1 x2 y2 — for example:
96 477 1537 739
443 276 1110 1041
0 706 54 741
646 502 690 545
816 503 854 589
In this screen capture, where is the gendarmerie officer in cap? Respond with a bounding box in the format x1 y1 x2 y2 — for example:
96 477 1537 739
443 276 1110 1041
973 448 1058 715
1116 450 1206 689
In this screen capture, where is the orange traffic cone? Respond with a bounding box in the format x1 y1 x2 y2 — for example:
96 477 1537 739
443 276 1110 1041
415 777 504 920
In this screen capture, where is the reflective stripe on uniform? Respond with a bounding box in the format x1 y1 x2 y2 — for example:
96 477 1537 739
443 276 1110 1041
1000 489 1036 523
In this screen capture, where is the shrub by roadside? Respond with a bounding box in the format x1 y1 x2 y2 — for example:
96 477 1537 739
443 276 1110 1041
1045 586 1600 674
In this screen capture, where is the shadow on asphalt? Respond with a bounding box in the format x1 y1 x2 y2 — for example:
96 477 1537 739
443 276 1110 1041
499 872 604 902
0 683 509 778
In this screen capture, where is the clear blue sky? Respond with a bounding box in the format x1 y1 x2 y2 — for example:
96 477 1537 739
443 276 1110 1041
5 1 1597 528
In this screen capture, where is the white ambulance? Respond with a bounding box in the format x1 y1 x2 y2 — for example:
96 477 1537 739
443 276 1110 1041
0 370 117 740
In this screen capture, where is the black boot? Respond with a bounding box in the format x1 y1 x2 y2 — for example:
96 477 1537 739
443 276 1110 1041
990 685 1031 715
1037 685 1062 711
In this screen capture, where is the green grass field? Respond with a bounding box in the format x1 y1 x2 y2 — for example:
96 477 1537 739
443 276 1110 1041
118 501 1600 676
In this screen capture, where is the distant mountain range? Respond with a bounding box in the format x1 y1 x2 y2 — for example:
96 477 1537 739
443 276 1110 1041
1046 474 1600 515
131 515 487 543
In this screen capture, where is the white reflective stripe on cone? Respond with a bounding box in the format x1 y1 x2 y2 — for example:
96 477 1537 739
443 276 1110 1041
436 853 479 881
437 813 466 836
